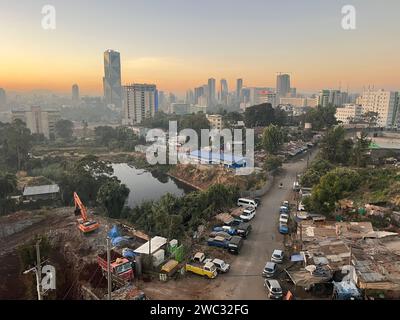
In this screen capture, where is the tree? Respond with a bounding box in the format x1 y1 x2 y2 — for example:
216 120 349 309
305 168 361 215
262 124 285 154
55 119 74 140
300 158 334 187
97 180 130 218
0 119 32 171
304 104 337 130
263 155 283 172
320 126 353 164
94 126 117 147
351 131 371 167
244 103 275 128
362 111 378 128
0 172 17 215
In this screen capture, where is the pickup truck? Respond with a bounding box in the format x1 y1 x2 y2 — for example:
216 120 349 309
97 250 133 281
204 258 230 273
216 223 252 238
185 261 218 279
207 236 229 249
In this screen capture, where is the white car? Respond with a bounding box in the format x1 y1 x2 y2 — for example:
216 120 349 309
279 213 289 224
264 279 283 299
271 249 284 263
240 207 256 221
204 258 230 273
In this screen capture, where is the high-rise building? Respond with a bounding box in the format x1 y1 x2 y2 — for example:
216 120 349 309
72 84 80 103
208 78 216 107
11 106 60 138
356 89 398 128
276 73 291 98
236 79 243 101
335 104 363 124
103 49 122 108
122 84 158 125
220 79 228 105
194 86 205 105
318 89 348 107
0 88 6 111
185 90 194 104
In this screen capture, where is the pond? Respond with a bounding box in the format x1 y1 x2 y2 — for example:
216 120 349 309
112 163 194 208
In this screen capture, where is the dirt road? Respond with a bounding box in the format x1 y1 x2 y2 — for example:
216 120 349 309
207 149 317 300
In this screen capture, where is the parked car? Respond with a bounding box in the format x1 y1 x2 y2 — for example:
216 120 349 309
237 198 258 208
207 236 229 249
240 207 256 221
279 213 289 224
209 231 232 240
204 258 230 273
279 223 289 234
213 226 237 236
264 279 283 299
262 262 278 278
227 236 243 254
271 250 284 263
282 201 289 209
279 206 289 214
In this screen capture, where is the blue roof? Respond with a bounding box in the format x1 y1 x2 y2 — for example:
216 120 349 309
189 150 247 164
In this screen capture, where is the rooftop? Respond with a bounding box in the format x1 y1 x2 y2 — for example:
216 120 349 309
23 184 60 196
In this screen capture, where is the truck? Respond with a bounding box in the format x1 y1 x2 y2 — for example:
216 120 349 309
207 236 230 249
97 250 134 282
204 258 230 273
216 222 252 238
185 261 218 279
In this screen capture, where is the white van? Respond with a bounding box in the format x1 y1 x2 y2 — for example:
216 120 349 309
237 198 258 208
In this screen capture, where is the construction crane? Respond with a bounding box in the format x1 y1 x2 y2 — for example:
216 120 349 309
73 192 100 234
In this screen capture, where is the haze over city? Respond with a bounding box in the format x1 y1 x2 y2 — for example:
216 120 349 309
1 0 400 95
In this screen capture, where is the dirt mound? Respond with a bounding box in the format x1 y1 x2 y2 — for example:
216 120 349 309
169 164 247 190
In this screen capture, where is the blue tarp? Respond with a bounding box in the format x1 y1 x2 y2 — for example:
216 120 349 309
333 281 361 300
108 225 121 239
112 236 131 247
122 248 139 259
291 254 304 262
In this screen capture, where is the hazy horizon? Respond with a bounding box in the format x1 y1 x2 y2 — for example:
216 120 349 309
1 0 400 96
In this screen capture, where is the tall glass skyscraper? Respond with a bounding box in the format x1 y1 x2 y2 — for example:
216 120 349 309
276 73 291 98
103 49 122 108
208 78 216 107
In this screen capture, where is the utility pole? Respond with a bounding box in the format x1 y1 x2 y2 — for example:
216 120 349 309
36 241 43 301
106 237 112 301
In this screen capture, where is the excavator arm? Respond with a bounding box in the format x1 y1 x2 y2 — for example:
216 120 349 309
73 192 88 222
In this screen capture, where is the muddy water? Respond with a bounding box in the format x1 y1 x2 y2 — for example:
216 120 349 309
112 163 194 208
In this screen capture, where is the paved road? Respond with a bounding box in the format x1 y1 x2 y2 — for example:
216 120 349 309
210 149 318 300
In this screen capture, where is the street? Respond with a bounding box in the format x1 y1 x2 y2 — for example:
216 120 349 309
209 150 317 299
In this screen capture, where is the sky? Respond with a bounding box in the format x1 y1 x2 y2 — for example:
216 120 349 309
0 0 399 96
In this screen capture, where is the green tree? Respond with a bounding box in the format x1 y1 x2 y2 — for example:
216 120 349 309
362 111 378 128
97 180 130 218
320 126 353 164
300 158 334 187
0 172 17 215
0 119 32 171
304 104 337 130
306 168 361 215
55 119 74 140
351 131 371 167
263 155 283 172
262 124 285 154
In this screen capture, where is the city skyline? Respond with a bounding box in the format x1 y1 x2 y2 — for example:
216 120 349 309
1 0 400 95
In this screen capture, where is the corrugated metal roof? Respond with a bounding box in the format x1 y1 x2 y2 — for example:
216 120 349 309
134 236 167 255
23 184 60 196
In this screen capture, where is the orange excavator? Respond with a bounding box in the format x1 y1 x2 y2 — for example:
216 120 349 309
73 192 100 234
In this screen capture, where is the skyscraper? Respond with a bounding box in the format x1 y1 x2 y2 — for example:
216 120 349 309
220 79 228 105
122 83 158 125
236 79 243 101
72 84 80 103
103 49 122 108
276 73 291 98
207 78 216 107
194 86 205 105
0 88 6 111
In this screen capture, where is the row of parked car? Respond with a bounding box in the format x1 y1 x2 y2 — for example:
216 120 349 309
278 200 290 234
207 198 259 255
